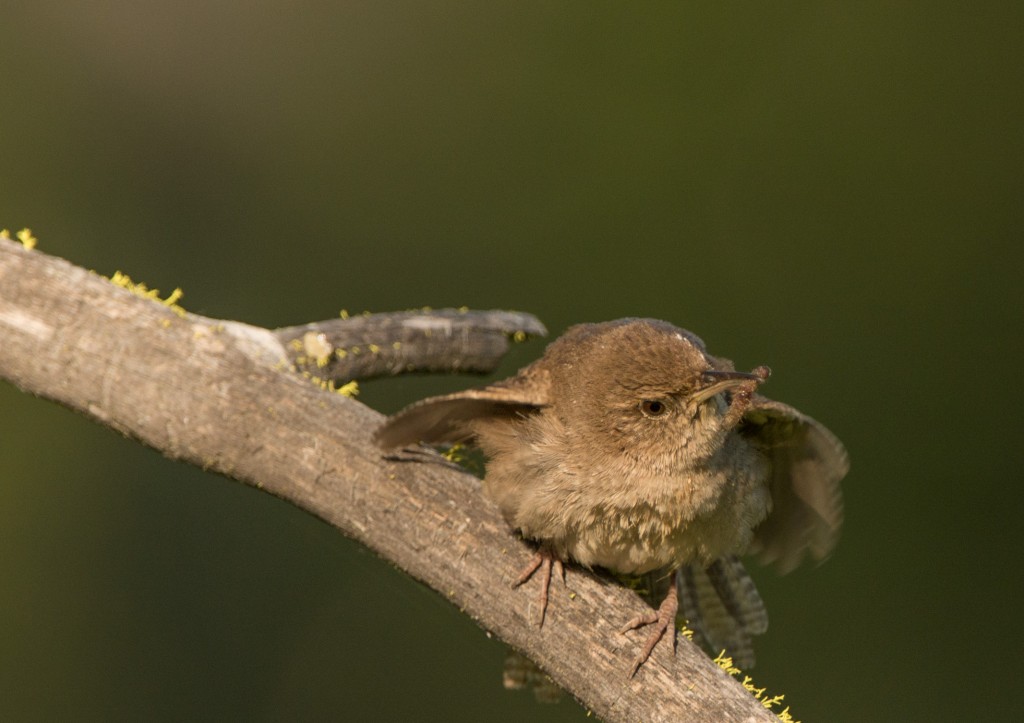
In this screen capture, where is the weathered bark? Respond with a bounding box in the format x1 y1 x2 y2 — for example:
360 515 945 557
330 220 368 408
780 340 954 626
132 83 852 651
0 238 776 722
275 308 547 380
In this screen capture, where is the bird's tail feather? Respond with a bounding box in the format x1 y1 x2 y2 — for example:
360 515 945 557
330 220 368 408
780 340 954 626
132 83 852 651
678 556 768 668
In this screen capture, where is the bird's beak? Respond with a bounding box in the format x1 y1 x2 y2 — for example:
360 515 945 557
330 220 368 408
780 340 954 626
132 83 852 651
690 367 771 405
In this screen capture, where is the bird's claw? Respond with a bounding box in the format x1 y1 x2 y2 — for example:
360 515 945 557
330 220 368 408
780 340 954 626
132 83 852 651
621 576 679 677
512 549 565 627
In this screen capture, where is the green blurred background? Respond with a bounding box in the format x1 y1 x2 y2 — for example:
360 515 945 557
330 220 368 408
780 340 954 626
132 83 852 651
2 2 1021 721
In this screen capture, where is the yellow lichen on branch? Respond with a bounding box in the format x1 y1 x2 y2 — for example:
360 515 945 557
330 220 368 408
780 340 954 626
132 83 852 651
1 227 39 249
108 270 186 317
714 651 801 723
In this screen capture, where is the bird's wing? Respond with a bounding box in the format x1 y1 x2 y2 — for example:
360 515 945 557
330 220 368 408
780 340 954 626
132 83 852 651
741 396 848 573
374 366 551 448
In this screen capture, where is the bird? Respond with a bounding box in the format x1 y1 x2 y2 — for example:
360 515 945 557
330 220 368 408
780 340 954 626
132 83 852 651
375 318 847 676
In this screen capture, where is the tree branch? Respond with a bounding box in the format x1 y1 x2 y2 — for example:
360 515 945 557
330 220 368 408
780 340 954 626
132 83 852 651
276 309 547 381
0 238 776 723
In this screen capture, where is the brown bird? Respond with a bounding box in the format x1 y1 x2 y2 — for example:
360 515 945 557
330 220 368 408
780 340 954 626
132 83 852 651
375 318 847 676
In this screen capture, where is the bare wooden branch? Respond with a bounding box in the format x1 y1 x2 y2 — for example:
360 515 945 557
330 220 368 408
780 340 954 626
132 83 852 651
0 238 776 723
275 309 547 381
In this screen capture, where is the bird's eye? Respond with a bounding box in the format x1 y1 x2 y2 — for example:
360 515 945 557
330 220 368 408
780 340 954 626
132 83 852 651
639 399 669 418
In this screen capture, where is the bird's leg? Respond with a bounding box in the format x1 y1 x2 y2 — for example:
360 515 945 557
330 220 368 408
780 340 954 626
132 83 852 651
512 547 565 627
620 571 680 677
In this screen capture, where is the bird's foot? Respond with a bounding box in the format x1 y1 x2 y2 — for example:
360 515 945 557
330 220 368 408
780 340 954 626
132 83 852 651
512 548 565 627
620 578 679 677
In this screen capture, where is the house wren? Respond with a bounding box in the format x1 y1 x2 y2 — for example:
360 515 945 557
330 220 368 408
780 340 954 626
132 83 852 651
375 318 847 676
